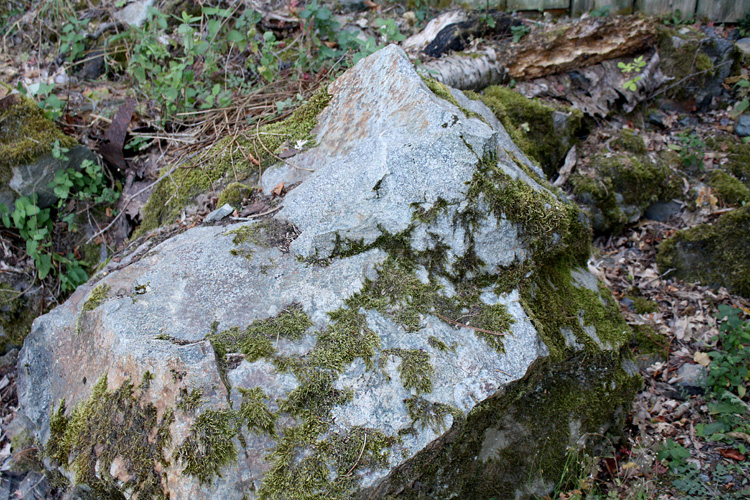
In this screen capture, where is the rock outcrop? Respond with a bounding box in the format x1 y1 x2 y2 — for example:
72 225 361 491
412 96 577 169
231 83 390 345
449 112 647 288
657 204 750 298
17 46 640 500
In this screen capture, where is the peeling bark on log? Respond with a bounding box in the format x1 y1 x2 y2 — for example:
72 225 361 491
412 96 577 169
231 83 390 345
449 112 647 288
499 15 657 80
418 48 509 90
515 50 669 117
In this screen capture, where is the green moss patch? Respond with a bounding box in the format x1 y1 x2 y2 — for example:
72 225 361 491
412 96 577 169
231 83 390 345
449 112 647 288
45 374 174 499
468 85 583 178
382 348 434 395
81 284 110 312
209 303 312 362
216 182 252 208
466 150 590 264
656 205 750 297
656 26 715 101
420 77 487 125
520 262 632 361
404 396 462 433
708 170 750 206
258 426 394 499
137 87 331 234
0 92 77 182
173 409 237 485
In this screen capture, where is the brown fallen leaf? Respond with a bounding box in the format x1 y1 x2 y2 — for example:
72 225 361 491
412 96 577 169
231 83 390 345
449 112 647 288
241 201 266 216
272 182 285 197
99 97 136 172
364 0 380 10
718 448 746 461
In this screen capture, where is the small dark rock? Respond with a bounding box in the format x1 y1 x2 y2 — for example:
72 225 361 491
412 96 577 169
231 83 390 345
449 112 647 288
678 115 699 128
0 349 17 370
646 109 667 128
620 297 636 312
78 49 105 80
644 200 682 222
674 362 706 394
735 114 750 137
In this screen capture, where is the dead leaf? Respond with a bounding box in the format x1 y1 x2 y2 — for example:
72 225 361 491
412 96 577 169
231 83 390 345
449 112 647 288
727 432 750 445
718 448 746 461
247 152 261 166
99 98 136 172
364 0 380 10
693 351 711 367
272 182 285 197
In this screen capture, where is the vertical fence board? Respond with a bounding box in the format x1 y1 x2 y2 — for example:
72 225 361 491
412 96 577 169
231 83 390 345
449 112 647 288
508 0 570 10
695 0 750 22
570 0 635 16
635 0 696 17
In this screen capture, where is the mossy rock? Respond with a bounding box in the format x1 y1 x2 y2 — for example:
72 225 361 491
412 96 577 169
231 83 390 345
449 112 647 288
570 129 682 233
469 85 584 179
0 87 92 209
656 26 734 107
708 170 750 206
216 182 252 209
19 46 639 500
657 205 750 297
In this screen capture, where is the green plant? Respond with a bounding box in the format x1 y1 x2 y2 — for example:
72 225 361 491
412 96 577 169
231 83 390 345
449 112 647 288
124 6 242 121
618 55 646 92
59 15 88 64
740 12 750 37
510 24 530 43
662 9 694 26
668 132 705 170
730 78 749 119
298 0 380 70
0 195 54 279
376 18 406 43
708 305 750 398
18 81 66 120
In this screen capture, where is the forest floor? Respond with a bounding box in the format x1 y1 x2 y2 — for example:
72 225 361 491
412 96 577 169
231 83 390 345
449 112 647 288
1 1 750 499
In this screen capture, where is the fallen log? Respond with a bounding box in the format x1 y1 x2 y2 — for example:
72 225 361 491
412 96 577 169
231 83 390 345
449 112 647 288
499 15 657 80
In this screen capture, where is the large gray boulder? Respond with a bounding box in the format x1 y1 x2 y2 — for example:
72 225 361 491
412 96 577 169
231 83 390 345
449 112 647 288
17 46 639 500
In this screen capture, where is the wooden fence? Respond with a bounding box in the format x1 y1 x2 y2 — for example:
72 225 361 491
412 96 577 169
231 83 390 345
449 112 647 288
466 0 749 22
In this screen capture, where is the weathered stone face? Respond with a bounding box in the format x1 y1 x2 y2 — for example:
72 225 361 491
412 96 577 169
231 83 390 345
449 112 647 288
17 46 639 500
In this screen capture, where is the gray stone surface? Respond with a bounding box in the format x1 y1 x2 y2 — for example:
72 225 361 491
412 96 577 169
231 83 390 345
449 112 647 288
17 46 638 500
675 363 707 390
113 0 154 27
736 38 750 57
204 203 234 222
735 113 750 137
